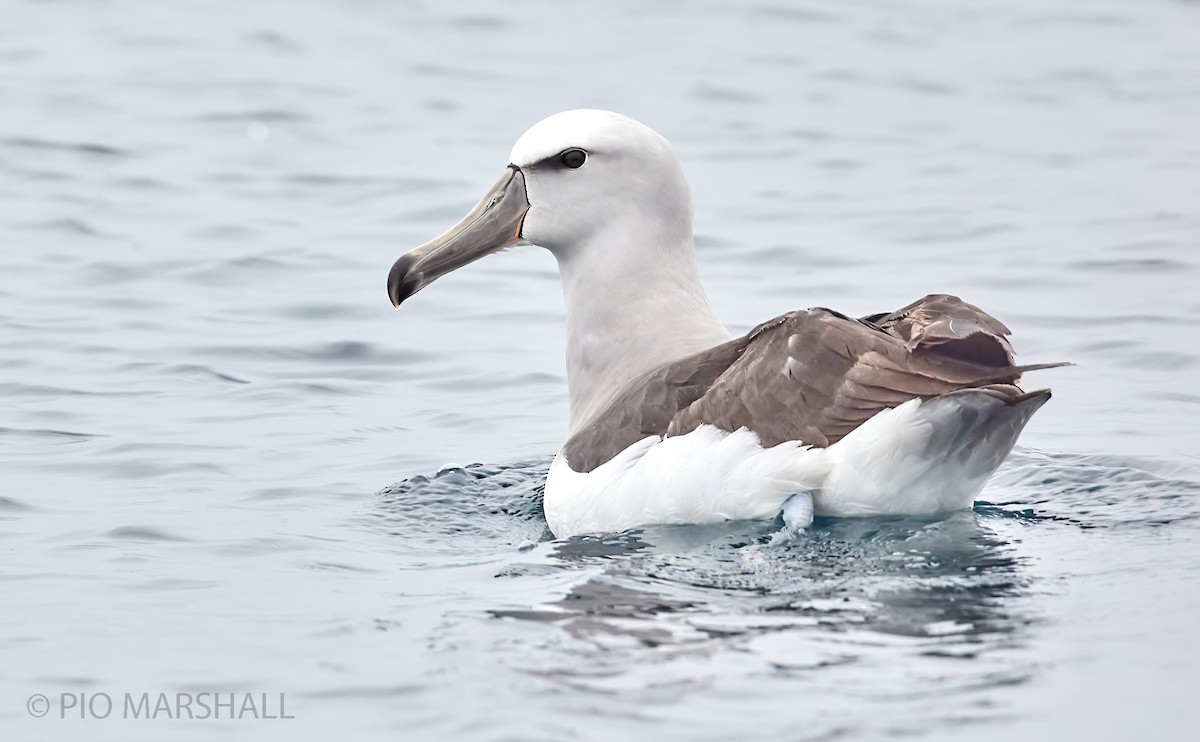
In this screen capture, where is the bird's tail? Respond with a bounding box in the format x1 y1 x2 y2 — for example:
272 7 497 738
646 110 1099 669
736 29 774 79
816 385 1051 516
920 384 1051 469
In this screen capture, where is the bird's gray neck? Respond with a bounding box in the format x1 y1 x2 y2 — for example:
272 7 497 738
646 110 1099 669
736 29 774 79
553 232 730 434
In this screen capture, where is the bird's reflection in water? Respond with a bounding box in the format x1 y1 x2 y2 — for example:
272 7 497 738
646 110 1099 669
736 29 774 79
497 511 1029 652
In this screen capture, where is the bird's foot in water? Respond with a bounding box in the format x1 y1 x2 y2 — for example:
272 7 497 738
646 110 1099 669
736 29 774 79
775 491 814 542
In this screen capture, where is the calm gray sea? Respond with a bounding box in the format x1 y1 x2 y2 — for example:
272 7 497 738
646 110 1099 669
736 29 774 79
3 0 1199 740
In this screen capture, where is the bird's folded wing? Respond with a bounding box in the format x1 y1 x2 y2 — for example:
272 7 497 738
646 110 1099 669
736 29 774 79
562 296 1065 473
668 304 1059 449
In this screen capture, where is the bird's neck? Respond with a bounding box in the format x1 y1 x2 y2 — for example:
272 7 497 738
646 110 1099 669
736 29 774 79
553 231 730 434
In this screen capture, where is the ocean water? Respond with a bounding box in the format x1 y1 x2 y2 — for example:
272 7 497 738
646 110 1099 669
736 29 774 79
2 0 1199 739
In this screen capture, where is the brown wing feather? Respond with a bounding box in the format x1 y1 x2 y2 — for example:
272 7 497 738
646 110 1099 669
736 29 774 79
561 332 758 473
862 293 1015 366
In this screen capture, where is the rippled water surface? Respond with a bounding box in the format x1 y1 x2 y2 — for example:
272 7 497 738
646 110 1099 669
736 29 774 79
3 0 1199 740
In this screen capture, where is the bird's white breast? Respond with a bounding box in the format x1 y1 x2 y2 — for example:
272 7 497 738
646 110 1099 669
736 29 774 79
544 425 829 539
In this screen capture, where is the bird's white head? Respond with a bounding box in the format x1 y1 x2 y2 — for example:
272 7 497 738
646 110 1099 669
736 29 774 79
508 109 691 259
387 109 693 306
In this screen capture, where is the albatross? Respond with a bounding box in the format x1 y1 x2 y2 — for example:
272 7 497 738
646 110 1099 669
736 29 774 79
386 109 1066 539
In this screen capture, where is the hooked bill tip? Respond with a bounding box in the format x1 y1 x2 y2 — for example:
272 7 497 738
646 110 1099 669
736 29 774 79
387 253 423 308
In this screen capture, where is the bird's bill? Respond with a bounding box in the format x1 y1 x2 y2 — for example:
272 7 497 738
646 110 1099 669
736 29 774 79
387 165 530 307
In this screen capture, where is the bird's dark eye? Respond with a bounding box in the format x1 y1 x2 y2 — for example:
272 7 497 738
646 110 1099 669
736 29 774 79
559 148 587 169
